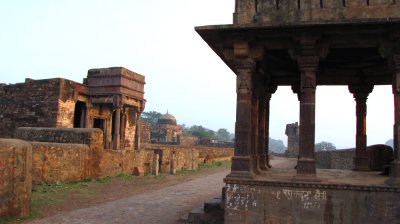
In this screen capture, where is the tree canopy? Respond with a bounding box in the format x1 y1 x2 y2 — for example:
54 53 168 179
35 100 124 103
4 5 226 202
315 141 336 151
141 111 162 124
269 138 286 153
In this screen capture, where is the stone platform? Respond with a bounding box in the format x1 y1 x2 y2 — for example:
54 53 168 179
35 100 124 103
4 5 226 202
224 161 400 224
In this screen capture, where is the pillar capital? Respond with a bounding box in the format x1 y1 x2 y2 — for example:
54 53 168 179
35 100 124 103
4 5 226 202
348 84 374 99
297 56 319 71
113 94 122 109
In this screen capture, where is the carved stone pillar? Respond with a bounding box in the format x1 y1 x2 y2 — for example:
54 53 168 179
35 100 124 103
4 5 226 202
113 95 122 150
120 110 126 150
349 84 374 171
229 59 255 178
259 85 277 170
387 55 400 186
113 107 121 150
134 109 142 151
251 90 261 174
296 56 319 178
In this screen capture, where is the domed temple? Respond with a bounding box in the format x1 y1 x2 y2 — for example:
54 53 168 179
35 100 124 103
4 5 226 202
150 112 182 144
196 0 400 223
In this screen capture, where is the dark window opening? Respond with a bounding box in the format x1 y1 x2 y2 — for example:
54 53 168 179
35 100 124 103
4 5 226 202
73 101 86 128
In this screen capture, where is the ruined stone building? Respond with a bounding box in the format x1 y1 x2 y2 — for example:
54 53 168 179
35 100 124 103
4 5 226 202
285 122 299 157
149 112 182 144
0 67 145 150
196 0 400 223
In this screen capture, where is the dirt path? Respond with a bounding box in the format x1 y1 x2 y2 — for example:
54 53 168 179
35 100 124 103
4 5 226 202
26 157 294 224
28 170 229 224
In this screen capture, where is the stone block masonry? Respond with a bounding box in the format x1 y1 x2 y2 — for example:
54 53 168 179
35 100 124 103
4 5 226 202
0 78 77 138
144 144 234 174
224 181 400 224
0 139 32 218
30 142 89 184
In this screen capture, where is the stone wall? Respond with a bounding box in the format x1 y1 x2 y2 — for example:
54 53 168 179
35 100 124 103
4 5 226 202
0 139 32 218
179 136 199 146
16 127 104 179
196 147 234 163
140 122 151 144
316 149 356 169
224 181 400 223
316 145 394 170
0 78 63 138
144 144 233 173
30 142 89 184
99 149 154 177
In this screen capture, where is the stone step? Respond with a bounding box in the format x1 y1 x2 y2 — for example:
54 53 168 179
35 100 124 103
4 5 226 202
204 197 222 212
187 207 205 223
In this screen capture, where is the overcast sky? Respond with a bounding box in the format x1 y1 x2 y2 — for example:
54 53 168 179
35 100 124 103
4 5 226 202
0 0 393 148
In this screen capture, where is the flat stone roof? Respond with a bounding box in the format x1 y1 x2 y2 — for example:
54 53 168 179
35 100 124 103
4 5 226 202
87 67 145 84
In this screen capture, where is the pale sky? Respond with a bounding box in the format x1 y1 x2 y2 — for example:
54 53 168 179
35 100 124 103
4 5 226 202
0 0 394 148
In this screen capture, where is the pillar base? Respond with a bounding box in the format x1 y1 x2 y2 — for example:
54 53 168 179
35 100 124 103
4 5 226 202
259 154 268 171
353 157 370 171
251 155 262 175
227 156 254 179
266 154 272 168
296 158 316 175
385 161 400 186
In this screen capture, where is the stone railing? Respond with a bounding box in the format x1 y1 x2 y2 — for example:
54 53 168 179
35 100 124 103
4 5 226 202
235 0 400 25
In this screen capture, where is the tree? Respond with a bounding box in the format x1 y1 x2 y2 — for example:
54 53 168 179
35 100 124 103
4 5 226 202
186 125 215 139
269 138 286 153
216 128 231 142
141 111 162 124
315 141 336 151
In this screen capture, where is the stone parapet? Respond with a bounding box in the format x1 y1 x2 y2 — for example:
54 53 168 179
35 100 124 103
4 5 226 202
0 139 32 218
15 127 103 149
224 178 400 223
235 0 400 25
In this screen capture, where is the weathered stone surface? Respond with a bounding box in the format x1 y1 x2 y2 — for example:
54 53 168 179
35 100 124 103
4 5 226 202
285 122 299 157
225 181 400 223
0 67 146 151
145 144 233 173
152 153 159 176
235 0 400 25
133 166 144 176
0 139 32 218
0 78 69 138
30 142 89 184
316 145 393 171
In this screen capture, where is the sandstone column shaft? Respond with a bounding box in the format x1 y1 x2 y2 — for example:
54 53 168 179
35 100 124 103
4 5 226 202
113 107 121 150
229 59 255 177
386 55 400 185
251 94 261 174
296 56 319 176
349 84 373 171
135 110 142 151
258 91 267 171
